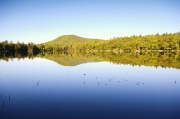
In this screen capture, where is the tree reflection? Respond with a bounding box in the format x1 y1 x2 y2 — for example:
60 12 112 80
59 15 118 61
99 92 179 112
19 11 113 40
0 51 180 69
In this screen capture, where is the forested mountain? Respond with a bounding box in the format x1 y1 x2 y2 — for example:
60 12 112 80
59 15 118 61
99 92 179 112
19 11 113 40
41 35 100 51
1 32 180 53
40 32 180 52
1 32 180 68
44 35 100 44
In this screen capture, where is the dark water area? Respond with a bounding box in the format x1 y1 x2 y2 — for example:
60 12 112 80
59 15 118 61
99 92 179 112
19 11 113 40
0 55 180 119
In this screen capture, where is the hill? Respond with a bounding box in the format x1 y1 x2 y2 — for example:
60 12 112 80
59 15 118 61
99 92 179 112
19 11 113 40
39 32 180 52
43 35 101 45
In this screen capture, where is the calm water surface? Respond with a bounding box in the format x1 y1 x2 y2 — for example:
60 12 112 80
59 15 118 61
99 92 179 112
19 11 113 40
0 58 180 119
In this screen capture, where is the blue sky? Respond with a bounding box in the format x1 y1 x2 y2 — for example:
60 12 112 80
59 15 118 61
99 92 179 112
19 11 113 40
0 0 180 43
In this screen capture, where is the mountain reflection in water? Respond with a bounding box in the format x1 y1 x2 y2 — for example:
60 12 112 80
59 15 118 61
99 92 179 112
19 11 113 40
0 52 180 119
1 51 180 69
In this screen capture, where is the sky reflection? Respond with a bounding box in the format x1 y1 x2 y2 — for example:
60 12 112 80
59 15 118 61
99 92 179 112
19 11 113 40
0 58 180 119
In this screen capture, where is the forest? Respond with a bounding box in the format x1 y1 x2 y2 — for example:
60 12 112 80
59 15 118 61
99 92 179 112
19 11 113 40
0 40 40 53
0 32 180 52
1 32 180 68
40 32 180 52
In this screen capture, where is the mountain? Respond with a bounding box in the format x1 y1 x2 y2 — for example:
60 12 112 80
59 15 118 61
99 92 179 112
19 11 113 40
43 35 101 45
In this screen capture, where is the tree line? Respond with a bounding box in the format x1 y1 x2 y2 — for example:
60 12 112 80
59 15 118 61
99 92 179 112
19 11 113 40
1 32 180 53
0 40 40 53
0 40 41 61
40 32 180 52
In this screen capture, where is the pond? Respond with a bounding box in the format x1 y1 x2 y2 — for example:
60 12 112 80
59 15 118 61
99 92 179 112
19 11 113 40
0 52 180 119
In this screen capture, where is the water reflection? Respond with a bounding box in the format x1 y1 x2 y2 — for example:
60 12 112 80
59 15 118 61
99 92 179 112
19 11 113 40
1 94 11 109
2 100 4 109
1 51 180 69
0 54 180 119
37 81 39 86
